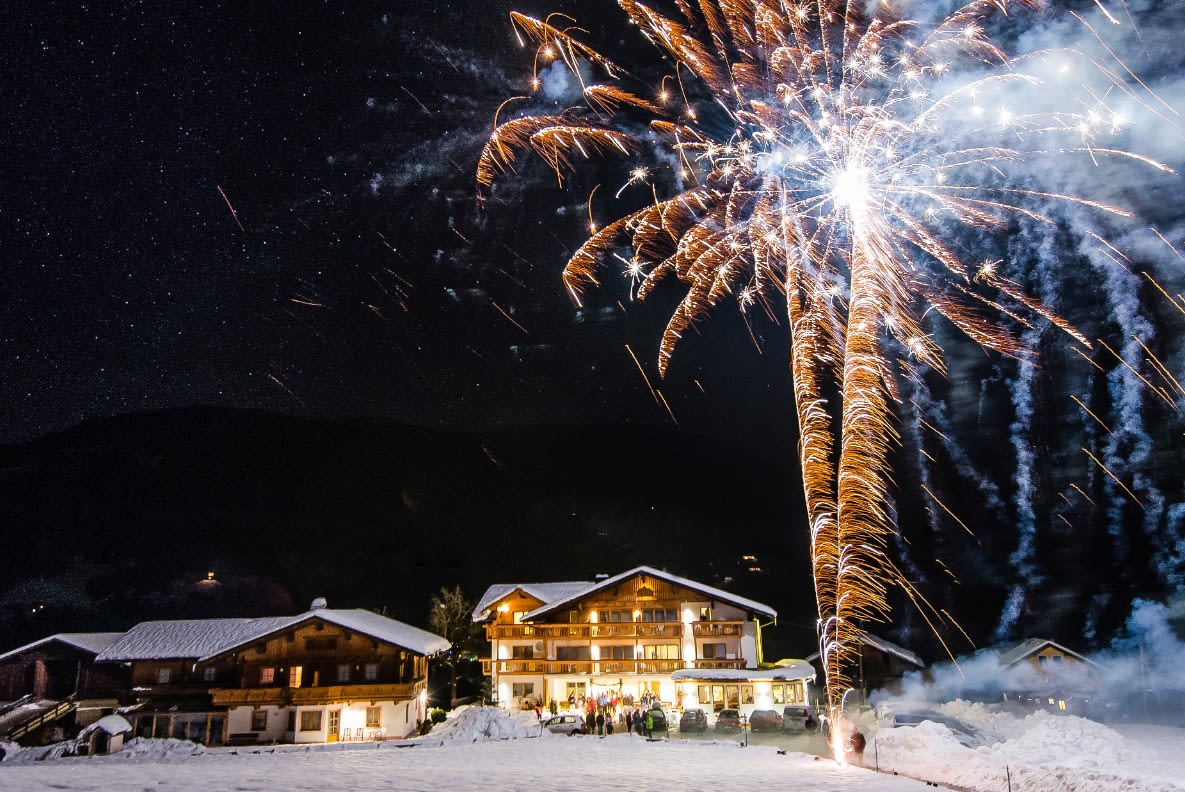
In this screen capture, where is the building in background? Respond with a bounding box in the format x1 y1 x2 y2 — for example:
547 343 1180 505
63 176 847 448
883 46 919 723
473 566 781 711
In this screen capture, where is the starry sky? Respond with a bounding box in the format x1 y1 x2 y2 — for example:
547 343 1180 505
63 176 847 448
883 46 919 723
2 0 792 452
3 0 1184 644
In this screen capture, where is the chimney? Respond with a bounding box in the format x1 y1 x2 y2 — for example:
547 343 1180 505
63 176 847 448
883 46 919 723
310 597 328 611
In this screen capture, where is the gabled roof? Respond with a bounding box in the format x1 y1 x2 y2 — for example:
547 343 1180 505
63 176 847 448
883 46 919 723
96 617 294 662
95 609 450 663
0 632 125 663
997 638 1100 669
519 566 777 622
805 631 924 669
472 581 595 622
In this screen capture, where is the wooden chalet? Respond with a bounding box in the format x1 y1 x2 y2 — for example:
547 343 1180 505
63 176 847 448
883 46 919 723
0 632 127 745
998 638 1101 714
473 566 777 711
90 598 449 746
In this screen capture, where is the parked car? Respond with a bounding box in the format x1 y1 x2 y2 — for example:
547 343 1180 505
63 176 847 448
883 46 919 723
748 709 784 732
542 714 584 736
678 708 707 733
782 705 819 732
646 707 669 734
714 709 742 732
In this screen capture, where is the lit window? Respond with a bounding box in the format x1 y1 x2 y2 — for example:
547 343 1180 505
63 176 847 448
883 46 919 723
202 666 217 682
289 666 303 688
364 663 379 681
157 668 171 684
260 667 275 684
366 707 381 727
300 710 322 731
337 664 351 683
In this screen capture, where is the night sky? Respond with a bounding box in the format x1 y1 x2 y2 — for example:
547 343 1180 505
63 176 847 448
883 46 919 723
3 1 1184 647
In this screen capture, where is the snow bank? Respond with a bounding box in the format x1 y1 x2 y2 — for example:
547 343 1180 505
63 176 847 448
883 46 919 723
872 705 1185 792
0 736 205 765
412 705 545 745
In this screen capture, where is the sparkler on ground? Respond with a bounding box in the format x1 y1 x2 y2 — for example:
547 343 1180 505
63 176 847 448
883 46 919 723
478 0 1175 719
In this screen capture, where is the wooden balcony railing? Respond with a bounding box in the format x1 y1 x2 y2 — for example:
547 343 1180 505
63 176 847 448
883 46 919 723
479 658 745 675
486 622 724 640
690 621 745 637
211 680 424 707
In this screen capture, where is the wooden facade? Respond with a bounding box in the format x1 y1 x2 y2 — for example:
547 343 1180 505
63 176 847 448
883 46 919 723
476 567 775 711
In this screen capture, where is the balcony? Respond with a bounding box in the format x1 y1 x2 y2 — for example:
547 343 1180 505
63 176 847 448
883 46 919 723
211 680 424 708
486 622 694 640
690 621 744 637
480 658 745 675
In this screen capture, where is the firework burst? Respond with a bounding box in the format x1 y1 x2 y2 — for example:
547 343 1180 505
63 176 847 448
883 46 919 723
479 0 1176 716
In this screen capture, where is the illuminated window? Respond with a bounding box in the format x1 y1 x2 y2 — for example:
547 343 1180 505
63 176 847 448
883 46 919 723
366 707 382 727
260 667 275 685
644 644 680 660
289 666 303 688
300 710 322 731
513 611 528 624
157 668 171 684
364 663 379 681
772 684 785 704
337 664 351 683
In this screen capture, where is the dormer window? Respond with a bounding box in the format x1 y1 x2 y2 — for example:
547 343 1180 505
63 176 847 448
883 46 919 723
637 584 655 599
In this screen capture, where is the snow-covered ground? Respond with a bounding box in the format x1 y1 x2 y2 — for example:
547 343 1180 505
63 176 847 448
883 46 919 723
2 704 1183 791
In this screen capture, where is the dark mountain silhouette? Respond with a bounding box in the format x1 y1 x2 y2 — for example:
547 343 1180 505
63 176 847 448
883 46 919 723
0 408 814 656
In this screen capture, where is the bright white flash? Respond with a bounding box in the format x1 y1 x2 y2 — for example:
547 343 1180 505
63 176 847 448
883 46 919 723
831 165 871 215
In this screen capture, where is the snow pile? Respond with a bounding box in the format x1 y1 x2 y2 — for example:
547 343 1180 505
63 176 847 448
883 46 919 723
413 706 544 745
0 736 205 765
873 707 1185 792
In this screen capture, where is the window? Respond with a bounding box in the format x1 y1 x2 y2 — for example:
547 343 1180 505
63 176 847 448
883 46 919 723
598 609 633 623
639 608 678 622
337 664 351 683
364 663 379 681
787 681 804 702
157 668 171 684
556 646 591 660
511 645 535 659
700 606 712 620
644 644 679 660
260 667 275 685
202 666 217 682
300 710 322 731
742 685 753 705
603 645 634 660
702 643 727 659
512 682 535 698
366 707 382 727
637 584 655 599
251 710 268 731
288 666 303 688
513 611 528 624
772 684 785 705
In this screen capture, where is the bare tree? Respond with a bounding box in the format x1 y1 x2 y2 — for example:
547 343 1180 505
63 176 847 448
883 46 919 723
428 585 483 708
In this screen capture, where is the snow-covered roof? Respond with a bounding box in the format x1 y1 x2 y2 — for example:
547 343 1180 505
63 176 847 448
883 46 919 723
255 609 450 659
513 566 777 622
671 660 815 682
997 638 1099 669
96 618 293 662
805 631 924 668
0 632 125 663
94 609 450 663
472 581 594 622
79 713 132 737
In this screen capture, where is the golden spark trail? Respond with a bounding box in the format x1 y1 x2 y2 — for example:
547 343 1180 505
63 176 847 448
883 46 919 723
1083 447 1146 510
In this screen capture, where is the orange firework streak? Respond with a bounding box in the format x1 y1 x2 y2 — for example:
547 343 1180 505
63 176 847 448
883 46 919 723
478 0 1174 717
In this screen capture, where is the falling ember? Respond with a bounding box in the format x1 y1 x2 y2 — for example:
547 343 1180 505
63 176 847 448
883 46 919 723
479 0 1177 719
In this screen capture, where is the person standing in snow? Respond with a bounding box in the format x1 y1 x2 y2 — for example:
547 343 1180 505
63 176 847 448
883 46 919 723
846 725 866 767
644 709 654 739
596 710 605 736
